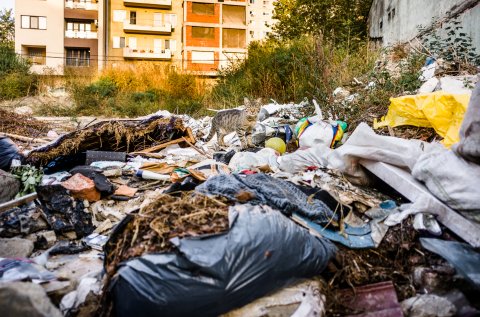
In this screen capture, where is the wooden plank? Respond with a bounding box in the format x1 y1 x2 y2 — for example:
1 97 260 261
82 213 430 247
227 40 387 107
0 132 49 143
130 137 185 154
0 192 38 213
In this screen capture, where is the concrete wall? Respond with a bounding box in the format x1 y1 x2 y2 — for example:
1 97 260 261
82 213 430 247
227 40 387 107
368 0 480 53
15 0 65 74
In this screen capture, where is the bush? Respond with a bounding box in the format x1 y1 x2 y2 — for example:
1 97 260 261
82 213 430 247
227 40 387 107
0 45 37 100
209 35 377 107
0 71 37 100
85 77 117 98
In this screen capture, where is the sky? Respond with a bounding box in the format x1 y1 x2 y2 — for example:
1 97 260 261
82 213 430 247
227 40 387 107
2 0 14 11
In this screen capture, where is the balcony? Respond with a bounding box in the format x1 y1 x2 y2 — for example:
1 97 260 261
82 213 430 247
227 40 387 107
123 48 172 60
65 57 91 67
65 1 98 10
65 30 98 39
123 0 171 9
123 21 172 35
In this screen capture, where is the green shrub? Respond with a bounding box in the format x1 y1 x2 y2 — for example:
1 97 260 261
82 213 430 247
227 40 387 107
131 90 158 103
209 35 377 108
0 71 37 99
85 77 117 98
0 45 37 100
0 45 30 75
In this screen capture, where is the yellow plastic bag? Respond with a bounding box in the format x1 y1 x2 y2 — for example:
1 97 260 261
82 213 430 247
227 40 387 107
374 91 471 147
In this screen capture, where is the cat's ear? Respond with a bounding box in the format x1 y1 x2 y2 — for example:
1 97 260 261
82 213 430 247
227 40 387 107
255 98 262 106
244 97 251 107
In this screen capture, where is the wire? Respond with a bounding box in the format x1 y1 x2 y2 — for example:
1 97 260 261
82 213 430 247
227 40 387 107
15 52 248 62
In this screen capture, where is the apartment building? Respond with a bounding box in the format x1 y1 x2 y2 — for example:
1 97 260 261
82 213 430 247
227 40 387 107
15 0 64 74
107 0 182 67
183 0 247 76
64 0 104 69
247 0 277 43
15 0 260 76
15 0 104 75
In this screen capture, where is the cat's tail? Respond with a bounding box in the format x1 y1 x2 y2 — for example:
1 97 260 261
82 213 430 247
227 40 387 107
202 126 216 142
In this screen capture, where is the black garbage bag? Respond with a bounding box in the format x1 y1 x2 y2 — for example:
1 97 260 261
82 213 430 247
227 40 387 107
0 137 21 171
196 173 338 225
108 204 336 317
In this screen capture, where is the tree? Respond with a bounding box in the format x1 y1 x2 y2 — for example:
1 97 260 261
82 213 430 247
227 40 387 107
271 0 372 47
0 8 15 47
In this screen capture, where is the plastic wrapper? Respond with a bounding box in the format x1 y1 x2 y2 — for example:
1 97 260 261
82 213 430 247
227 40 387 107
108 204 336 317
374 92 471 147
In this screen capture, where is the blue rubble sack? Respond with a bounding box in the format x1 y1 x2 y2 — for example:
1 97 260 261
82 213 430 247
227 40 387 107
107 204 336 317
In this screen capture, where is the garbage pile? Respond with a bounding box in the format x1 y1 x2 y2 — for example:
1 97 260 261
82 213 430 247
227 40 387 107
0 76 479 317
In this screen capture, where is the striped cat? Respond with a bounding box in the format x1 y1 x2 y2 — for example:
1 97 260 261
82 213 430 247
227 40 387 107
204 97 262 148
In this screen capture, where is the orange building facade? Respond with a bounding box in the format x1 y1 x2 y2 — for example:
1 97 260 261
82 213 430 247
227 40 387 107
183 0 247 76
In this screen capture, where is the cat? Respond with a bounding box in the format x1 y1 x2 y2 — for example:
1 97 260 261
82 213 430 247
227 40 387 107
203 97 262 149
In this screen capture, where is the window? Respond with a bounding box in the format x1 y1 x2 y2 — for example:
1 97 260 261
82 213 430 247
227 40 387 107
113 36 126 48
66 22 91 31
192 3 215 15
191 26 215 39
21 16 47 29
113 10 126 22
154 13 162 26
165 39 177 52
223 28 246 48
223 5 246 25
164 14 177 28
26 47 46 65
66 48 90 67
191 51 214 64
129 37 137 49
130 11 136 24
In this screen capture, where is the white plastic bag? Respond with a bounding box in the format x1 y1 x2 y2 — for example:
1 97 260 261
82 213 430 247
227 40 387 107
452 80 480 164
412 148 480 214
228 148 279 172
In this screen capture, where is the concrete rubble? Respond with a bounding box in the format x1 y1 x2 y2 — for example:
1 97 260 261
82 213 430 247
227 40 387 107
0 74 479 317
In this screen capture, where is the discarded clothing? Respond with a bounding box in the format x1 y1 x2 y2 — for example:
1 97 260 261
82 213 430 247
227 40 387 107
108 204 336 317
196 173 337 225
